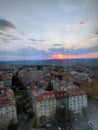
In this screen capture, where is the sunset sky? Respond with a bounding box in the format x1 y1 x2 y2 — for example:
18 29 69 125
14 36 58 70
0 0 98 60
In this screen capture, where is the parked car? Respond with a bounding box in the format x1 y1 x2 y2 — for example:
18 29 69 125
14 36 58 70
58 127 62 130
46 123 51 127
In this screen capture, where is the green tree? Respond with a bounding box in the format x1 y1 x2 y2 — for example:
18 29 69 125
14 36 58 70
82 107 88 121
68 109 75 122
8 124 18 130
46 79 53 91
8 118 18 130
39 116 46 125
32 118 38 128
55 105 75 126
55 105 68 125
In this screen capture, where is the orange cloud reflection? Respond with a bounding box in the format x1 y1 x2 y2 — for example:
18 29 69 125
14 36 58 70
50 52 98 59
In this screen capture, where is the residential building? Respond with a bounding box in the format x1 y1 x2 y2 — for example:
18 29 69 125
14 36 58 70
66 88 87 114
36 90 68 125
28 84 87 124
0 88 17 130
0 75 12 88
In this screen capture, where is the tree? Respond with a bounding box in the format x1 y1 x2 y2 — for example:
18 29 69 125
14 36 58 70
8 118 18 130
54 105 68 126
58 75 63 81
36 65 41 70
8 124 18 130
82 107 88 120
68 109 75 122
32 118 38 128
46 79 53 91
82 107 87 115
54 105 75 127
39 116 46 126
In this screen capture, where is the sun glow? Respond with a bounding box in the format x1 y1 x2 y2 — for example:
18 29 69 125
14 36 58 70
50 54 72 59
55 54 65 59
50 52 98 60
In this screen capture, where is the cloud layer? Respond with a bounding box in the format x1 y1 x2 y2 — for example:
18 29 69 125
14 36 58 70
0 19 15 31
0 0 98 60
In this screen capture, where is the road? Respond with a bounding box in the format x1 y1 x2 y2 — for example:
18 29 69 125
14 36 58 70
87 98 98 129
17 115 32 130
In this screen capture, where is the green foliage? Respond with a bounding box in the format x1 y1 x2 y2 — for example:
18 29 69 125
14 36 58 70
32 118 37 127
8 124 18 130
8 119 18 130
54 105 75 125
68 109 75 121
32 118 40 128
55 105 68 125
39 116 46 125
46 79 53 91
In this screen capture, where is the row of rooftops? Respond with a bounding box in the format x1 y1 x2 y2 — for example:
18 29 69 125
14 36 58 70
17 67 98 87
0 71 13 81
0 64 98 87
29 87 86 102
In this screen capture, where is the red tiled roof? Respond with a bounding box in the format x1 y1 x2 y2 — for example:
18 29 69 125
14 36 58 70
19 71 44 78
37 88 86 102
37 90 68 102
0 88 15 106
66 88 86 97
0 76 12 81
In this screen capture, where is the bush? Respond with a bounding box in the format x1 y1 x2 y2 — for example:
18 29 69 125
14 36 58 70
32 118 40 128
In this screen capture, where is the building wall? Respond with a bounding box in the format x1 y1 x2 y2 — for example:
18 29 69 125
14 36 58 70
0 105 17 130
69 95 87 113
36 98 56 119
36 97 69 125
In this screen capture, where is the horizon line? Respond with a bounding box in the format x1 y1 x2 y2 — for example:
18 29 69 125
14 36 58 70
0 57 98 62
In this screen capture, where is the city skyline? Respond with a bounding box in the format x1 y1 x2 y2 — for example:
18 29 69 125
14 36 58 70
0 0 98 60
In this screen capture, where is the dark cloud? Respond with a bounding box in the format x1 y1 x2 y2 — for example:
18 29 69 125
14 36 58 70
53 44 62 46
0 32 6 36
95 30 98 35
21 32 25 35
6 34 20 40
29 39 36 41
79 21 85 25
69 45 98 55
49 47 67 54
0 31 20 41
0 37 10 43
29 39 46 42
0 19 15 31
48 45 98 56
38 39 46 42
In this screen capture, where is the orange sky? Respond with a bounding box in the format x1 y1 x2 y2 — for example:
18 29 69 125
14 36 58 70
50 52 98 59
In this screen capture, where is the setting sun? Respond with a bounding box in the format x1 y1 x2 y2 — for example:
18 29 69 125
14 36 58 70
50 52 98 60
55 54 65 59
50 54 71 59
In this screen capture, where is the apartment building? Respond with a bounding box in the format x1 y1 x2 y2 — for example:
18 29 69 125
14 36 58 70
28 79 87 125
66 88 87 114
35 91 68 125
0 75 12 88
0 88 17 130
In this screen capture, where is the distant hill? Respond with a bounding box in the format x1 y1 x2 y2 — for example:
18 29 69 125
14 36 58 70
0 58 98 67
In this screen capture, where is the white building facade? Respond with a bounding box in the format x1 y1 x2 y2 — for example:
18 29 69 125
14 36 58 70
66 88 87 113
29 87 87 125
